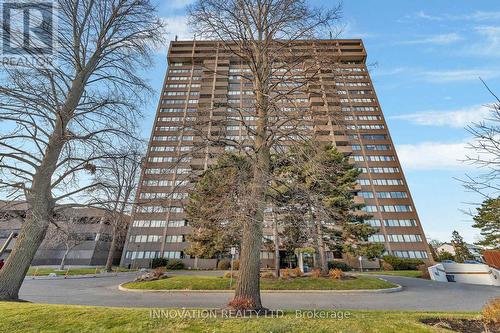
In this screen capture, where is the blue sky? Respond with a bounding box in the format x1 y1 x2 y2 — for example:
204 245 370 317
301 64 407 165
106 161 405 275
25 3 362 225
143 1 500 243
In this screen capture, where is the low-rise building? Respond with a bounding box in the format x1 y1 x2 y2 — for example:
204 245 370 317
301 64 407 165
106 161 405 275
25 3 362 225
437 243 484 262
0 202 130 266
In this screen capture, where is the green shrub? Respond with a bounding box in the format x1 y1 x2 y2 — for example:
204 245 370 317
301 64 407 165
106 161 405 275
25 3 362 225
437 251 455 262
327 261 352 272
165 259 185 270
217 258 231 270
151 258 168 269
382 255 424 270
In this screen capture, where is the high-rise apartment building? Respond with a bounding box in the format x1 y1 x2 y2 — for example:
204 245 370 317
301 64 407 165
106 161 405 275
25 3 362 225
120 40 433 269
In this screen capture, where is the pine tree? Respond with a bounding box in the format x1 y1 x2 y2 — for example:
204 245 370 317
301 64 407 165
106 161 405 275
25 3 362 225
451 230 474 263
272 143 383 274
472 198 500 249
185 154 250 259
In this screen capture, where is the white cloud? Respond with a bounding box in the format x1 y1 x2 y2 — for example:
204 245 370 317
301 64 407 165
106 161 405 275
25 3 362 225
418 69 500 83
167 0 195 9
162 16 193 41
413 11 500 22
372 66 500 83
391 104 491 128
371 67 408 77
149 16 192 54
397 141 470 170
467 12 500 21
399 33 462 45
425 227 478 244
466 26 500 57
397 137 496 171
341 22 377 39
414 11 443 21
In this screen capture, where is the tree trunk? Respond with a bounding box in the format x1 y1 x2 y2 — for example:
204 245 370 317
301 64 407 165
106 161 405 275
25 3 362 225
316 221 328 274
230 39 272 310
59 248 70 271
233 213 264 310
0 206 51 300
105 230 117 272
232 93 269 311
308 206 320 268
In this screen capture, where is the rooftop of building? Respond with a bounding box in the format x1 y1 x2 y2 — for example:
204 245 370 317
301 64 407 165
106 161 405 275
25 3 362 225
0 201 129 219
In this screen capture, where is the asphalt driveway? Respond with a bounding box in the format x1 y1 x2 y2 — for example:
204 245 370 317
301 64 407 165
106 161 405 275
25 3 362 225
18 271 499 311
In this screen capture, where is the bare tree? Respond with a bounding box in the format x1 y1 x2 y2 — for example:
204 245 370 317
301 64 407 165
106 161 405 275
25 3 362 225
45 212 87 271
462 82 500 198
89 146 144 272
188 0 341 311
0 0 163 300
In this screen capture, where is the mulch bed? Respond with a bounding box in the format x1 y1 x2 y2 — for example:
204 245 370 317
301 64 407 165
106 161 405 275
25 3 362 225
420 318 497 333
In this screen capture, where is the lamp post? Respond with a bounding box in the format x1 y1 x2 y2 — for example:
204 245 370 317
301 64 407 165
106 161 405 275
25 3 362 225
358 256 363 272
229 247 236 289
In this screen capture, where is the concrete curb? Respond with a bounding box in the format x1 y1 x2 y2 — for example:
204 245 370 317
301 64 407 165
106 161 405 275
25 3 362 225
26 272 138 281
118 279 403 294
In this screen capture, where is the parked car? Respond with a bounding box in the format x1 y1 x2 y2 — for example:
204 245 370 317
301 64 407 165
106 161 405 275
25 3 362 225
441 260 456 263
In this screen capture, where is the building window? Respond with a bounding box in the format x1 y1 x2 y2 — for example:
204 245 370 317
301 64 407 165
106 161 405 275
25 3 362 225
163 251 183 259
393 250 428 259
384 219 416 227
365 219 381 226
371 179 404 186
165 235 184 243
168 220 186 227
367 155 395 161
368 234 385 242
133 220 168 228
260 251 275 259
387 234 422 242
169 207 184 213
361 134 386 140
129 235 162 243
357 179 370 186
376 192 408 199
362 205 377 212
379 205 412 212
365 144 391 151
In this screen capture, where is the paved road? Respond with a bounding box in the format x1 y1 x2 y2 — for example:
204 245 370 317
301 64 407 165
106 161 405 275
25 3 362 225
19 272 499 311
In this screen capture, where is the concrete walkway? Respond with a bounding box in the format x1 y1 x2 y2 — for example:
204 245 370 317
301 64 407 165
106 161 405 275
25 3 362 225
19 271 499 311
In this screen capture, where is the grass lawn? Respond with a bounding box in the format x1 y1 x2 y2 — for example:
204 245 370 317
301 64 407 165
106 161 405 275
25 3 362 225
123 275 396 290
0 302 479 333
27 266 132 276
363 270 423 278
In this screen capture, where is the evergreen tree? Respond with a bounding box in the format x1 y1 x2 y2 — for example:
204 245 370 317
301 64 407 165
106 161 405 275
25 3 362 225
187 144 384 275
185 154 251 259
451 230 474 263
472 198 500 249
428 239 443 262
272 143 382 273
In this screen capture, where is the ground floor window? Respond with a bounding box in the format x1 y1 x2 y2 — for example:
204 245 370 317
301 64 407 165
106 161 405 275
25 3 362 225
393 250 428 259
